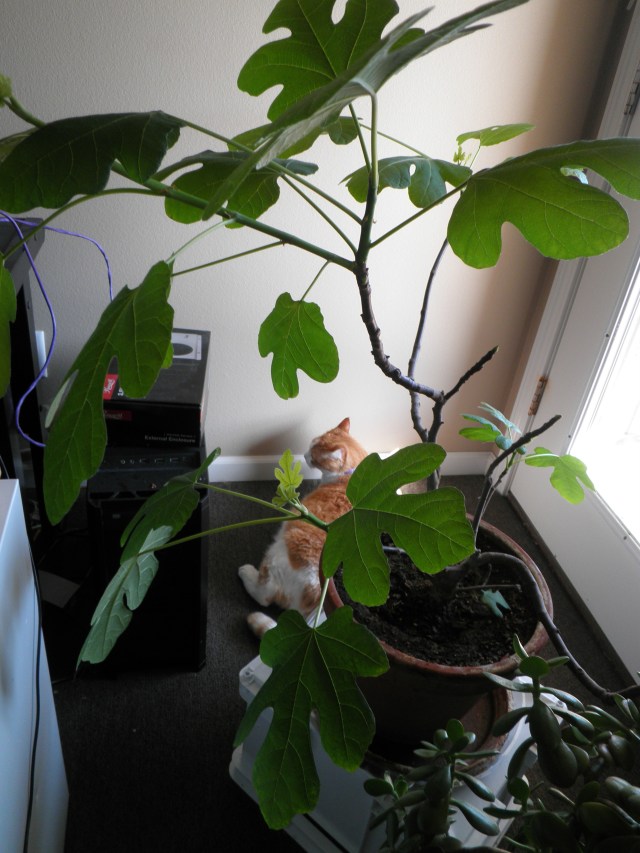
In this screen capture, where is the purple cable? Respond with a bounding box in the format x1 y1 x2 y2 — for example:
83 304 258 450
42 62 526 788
1 211 113 447
12 216 114 301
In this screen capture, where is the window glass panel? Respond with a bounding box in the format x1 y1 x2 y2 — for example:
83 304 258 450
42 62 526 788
571 263 640 543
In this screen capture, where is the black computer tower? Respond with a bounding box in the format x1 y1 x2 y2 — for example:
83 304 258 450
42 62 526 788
86 445 208 672
0 222 48 542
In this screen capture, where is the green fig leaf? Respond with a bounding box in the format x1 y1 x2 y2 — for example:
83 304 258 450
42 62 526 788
460 404 523 449
273 448 304 507
524 448 595 504
325 116 360 145
234 607 389 829
0 263 17 396
482 588 510 618
448 138 640 268
118 448 217 556
459 416 503 444
165 151 317 224
0 112 183 212
237 0 401 121
203 0 529 217
456 123 534 148
78 449 216 665
478 402 521 433
258 292 339 399
77 525 171 665
345 155 471 207
322 444 475 604
0 130 35 165
43 261 174 523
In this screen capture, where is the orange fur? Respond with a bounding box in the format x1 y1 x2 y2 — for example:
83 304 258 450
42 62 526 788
238 418 368 637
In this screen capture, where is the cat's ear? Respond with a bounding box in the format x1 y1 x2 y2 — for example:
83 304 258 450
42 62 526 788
336 417 350 433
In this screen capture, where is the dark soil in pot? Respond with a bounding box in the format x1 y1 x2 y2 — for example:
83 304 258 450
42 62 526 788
325 520 552 749
333 528 539 668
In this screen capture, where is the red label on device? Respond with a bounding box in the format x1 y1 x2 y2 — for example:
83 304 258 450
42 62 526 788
104 409 132 421
103 374 118 399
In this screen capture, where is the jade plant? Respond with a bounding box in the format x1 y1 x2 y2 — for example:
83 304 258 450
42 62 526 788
2 0 640 830
365 642 640 851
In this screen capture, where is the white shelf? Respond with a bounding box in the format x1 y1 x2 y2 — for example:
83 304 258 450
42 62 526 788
0 481 68 853
231 655 536 852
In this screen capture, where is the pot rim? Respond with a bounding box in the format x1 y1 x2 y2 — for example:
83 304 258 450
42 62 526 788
323 517 552 678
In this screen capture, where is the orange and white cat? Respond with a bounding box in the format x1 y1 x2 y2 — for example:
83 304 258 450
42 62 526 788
238 418 368 637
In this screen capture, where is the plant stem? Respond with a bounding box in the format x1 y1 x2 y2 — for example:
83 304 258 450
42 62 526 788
408 238 449 446
143 516 293 554
6 96 45 128
301 262 330 301
313 578 331 629
165 115 241 150
111 162 356 271
291 500 330 532
360 122 427 158
171 241 284 278
0 188 154 260
356 94 379 265
471 414 561 534
167 220 229 265
370 183 466 249
283 176 357 253
161 113 362 224
230 208 355 270
408 238 448 379
468 551 640 702
203 482 329 531
425 344 499 454
443 346 500 404
201 482 299 517
354 263 441 399
350 105 371 174
280 167 362 224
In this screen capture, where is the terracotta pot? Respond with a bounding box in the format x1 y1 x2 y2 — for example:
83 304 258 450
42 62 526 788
323 519 552 752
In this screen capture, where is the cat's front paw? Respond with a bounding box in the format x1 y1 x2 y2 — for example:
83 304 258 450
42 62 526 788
238 563 258 595
238 563 272 606
238 563 257 583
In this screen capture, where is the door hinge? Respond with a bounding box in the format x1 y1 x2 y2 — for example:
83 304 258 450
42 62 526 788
528 376 548 416
624 64 640 117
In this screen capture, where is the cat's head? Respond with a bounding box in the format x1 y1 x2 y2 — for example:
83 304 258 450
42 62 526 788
304 417 368 479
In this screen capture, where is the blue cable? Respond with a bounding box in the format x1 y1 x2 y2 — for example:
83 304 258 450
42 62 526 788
0 212 113 447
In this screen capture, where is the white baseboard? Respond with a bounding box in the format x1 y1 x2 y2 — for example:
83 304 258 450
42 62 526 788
438 451 492 476
207 455 318 482
207 451 491 482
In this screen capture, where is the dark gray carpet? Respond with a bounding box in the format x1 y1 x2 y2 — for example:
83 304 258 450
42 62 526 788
45 476 633 853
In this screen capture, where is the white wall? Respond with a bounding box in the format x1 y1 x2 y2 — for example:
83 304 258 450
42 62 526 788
1 0 621 461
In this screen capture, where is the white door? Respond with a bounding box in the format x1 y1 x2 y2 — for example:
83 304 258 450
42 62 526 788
508 10 640 679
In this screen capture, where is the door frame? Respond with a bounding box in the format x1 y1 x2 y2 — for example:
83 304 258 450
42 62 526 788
504 6 640 678
507 5 640 454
